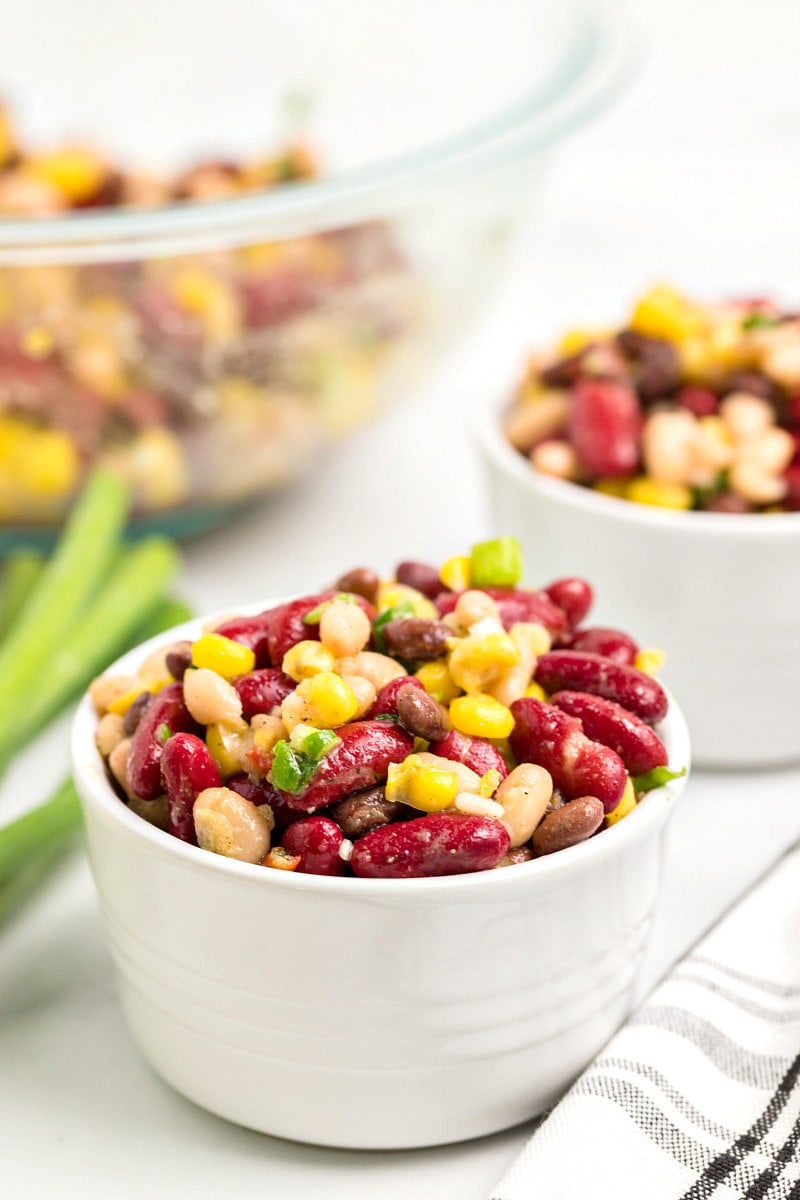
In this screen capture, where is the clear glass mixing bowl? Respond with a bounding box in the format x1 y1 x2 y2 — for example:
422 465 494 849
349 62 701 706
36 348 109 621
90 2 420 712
0 0 630 544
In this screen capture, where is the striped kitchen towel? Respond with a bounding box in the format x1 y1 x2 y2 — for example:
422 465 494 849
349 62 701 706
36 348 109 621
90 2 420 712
489 842 800 1199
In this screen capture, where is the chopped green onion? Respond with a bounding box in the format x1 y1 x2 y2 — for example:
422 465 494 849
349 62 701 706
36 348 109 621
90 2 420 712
372 601 415 651
631 765 687 794
270 740 317 794
303 593 358 625
156 723 172 745
301 728 341 762
469 536 524 588
742 312 779 331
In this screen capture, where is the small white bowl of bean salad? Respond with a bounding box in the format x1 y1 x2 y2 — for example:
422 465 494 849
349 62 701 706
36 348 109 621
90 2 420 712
72 538 690 1148
478 286 800 768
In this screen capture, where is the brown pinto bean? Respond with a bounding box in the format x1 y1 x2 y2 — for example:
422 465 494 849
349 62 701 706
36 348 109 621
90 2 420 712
333 567 380 604
165 641 193 680
382 618 452 662
329 787 408 838
350 813 510 879
534 650 668 724
497 845 535 867
616 329 681 401
122 690 155 736
509 697 627 813
368 674 425 718
395 560 445 600
395 684 451 741
532 796 605 856
550 690 668 775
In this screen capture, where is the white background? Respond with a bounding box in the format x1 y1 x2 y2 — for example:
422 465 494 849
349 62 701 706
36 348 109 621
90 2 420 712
1 1 799 1197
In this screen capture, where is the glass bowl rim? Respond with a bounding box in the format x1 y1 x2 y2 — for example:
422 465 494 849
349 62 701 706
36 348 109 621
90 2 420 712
0 0 633 256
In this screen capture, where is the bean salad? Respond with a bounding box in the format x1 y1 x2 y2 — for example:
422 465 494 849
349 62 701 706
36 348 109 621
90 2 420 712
91 538 684 879
504 286 800 513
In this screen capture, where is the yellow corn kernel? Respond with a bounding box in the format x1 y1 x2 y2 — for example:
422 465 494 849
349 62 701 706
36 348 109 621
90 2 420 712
172 265 239 337
509 621 551 658
385 754 459 813
415 658 462 705
296 672 358 728
192 633 256 680
206 723 244 778
23 428 79 497
281 640 336 681
557 327 612 355
524 681 548 701
606 777 637 826
625 477 693 510
630 284 707 345
29 146 106 202
107 677 171 716
439 555 471 592
448 632 520 694
449 693 514 739
593 476 629 498
21 326 54 359
375 582 437 619
635 648 666 676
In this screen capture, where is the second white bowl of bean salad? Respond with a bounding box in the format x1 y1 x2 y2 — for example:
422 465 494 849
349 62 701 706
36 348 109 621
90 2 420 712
478 287 800 768
71 539 690 1148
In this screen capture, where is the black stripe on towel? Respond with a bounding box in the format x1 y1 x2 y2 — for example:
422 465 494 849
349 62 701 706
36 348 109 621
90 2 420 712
628 1005 789 1090
684 956 800 1001
679 1047 800 1199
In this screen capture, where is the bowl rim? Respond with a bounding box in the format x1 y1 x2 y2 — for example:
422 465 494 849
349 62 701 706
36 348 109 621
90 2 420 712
0 2 633 260
473 388 800 537
71 595 691 898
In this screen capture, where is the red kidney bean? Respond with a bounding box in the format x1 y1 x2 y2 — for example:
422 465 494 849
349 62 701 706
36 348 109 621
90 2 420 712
282 816 347 876
161 732 222 844
435 588 568 637
677 385 719 418
277 721 414 812
534 650 668 724
165 641 193 680
329 787 408 839
435 729 509 782
532 796 605 856
550 690 668 775
566 626 639 666
227 774 297 834
704 491 754 514
395 684 451 741
350 813 510 879
215 606 286 668
382 618 452 661
268 591 376 664
333 567 380 604
723 370 780 404
368 674 424 719
539 577 593 630
395 560 446 600
233 668 295 721
567 378 641 477
509 697 627 813
122 689 154 736
127 681 199 801
784 463 800 511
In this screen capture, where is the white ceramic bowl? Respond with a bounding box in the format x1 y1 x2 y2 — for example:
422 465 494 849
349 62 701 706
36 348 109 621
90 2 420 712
476 402 800 769
71 606 689 1149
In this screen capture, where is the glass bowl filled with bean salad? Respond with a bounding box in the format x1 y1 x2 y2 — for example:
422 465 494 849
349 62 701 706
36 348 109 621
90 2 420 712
84 537 687 879
72 536 688 1148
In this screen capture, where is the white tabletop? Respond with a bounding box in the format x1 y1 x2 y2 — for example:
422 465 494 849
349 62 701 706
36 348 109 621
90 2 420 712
2 1 799 1196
